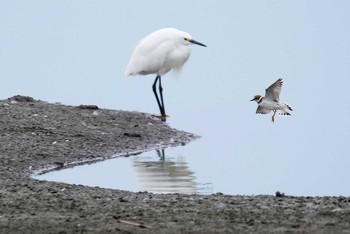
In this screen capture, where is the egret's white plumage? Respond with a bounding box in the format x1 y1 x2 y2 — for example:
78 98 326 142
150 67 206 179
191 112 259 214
125 28 206 121
125 28 194 76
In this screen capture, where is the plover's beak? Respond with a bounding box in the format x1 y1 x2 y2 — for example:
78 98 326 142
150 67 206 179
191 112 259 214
250 98 255 102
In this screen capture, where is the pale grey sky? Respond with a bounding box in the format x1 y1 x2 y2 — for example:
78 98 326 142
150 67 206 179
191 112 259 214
3 1 350 195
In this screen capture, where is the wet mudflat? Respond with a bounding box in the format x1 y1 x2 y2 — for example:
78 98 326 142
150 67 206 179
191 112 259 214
0 96 349 233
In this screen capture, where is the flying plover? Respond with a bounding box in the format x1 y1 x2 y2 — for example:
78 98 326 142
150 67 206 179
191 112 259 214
250 78 293 123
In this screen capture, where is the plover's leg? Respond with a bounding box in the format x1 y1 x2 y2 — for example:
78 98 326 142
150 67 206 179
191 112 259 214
272 110 276 123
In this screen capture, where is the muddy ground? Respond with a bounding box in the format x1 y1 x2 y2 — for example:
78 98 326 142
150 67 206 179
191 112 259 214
0 96 349 233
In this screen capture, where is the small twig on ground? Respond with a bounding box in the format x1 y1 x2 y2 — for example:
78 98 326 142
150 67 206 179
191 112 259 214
118 219 151 229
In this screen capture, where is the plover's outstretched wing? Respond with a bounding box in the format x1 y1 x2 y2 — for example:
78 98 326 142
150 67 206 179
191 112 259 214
265 78 283 102
256 106 271 114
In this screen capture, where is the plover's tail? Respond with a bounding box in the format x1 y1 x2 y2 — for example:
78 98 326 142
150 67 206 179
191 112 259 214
279 103 293 116
285 103 293 111
280 111 291 116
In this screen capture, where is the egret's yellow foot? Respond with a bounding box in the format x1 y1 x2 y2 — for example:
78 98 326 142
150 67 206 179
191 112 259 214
152 114 169 121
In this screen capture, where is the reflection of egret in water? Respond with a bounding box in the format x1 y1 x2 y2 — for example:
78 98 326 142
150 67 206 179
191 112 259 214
132 149 202 194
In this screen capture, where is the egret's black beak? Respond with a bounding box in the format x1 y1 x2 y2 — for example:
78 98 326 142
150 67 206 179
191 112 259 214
190 39 207 47
250 98 255 102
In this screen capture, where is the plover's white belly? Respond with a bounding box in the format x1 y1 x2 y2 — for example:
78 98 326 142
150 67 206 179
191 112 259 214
260 100 281 110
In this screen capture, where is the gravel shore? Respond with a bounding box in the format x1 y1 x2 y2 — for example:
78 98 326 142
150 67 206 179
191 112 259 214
1 96 349 233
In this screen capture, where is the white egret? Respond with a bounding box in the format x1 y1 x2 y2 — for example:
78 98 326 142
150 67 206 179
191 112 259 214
125 28 206 121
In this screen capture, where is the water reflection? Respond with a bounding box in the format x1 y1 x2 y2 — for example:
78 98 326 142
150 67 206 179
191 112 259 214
35 147 214 194
132 149 198 194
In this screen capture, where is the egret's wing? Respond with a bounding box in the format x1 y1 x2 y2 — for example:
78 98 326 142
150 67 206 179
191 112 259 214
265 78 283 102
256 106 271 114
125 33 170 76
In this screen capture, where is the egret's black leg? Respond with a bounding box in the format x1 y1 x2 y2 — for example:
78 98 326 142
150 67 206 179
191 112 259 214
152 75 165 119
158 76 166 118
156 148 165 161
